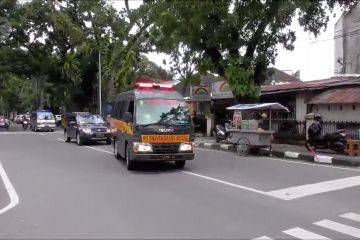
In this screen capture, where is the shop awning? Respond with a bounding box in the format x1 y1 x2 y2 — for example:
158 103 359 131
307 88 360 104
226 103 289 112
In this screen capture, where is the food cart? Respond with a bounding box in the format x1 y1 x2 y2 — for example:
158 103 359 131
226 103 289 156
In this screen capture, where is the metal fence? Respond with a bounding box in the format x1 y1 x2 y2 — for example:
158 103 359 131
271 119 306 135
271 119 360 139
321 121 360 138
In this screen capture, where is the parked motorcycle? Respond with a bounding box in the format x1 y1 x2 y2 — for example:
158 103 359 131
214 122 233 143
305 128 348 154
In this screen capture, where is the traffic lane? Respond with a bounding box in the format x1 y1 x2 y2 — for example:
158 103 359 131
2 134 360 239
49 134 360 193
36 137 360 230
32 138 360 239
0 132 289 238
38 133 360 200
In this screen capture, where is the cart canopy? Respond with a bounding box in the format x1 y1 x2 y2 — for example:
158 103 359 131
226 102 289 112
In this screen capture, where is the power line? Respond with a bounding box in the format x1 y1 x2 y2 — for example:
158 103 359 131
295 29 360 46
334 24 360 33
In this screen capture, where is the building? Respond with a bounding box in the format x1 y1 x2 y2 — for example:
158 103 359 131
334 2 360 74
261 75 360 122
177 69 301 136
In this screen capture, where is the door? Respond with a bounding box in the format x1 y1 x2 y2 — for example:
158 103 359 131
67 116 77 138
118 100 129 158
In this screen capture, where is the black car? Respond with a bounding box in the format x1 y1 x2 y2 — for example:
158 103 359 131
63 113 111 145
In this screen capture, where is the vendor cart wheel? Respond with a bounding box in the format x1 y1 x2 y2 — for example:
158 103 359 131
236 137 251 156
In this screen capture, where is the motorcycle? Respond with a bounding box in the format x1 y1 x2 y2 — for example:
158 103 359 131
22 118 30 130
305 129 348 154
214 122 233 143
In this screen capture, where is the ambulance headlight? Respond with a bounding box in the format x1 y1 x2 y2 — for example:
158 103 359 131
178 143 193 152
133 142 153 153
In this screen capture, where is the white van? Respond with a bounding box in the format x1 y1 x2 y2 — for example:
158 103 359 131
30 110 56 132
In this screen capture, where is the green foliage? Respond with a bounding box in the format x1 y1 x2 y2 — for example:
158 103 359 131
1 0 357 109
224 58 259 99
0 0 167 111
141 0 357 98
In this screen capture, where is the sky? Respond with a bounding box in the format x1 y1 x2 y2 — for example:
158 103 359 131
110 0 343 81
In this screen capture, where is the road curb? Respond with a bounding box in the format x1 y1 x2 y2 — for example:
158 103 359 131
195 142 360 167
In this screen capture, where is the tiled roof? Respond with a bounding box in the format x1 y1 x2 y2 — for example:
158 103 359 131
264 68 302 85
261 75 360 95
307 88 360 104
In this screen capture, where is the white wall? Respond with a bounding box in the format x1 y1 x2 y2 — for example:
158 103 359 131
296 93 310 121
313 104 360 121
334 2 360 74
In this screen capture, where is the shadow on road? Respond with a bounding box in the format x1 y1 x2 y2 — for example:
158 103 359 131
116 159 180 174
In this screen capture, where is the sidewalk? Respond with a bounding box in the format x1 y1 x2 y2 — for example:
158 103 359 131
194 137 360 167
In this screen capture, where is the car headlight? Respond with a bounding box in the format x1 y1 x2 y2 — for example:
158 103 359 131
106 128 111 133
81 127 92 134
179 142 193 152
133 142 153 153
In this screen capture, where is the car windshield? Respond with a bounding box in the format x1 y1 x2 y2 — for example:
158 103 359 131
136 99 191 125
38 112 54 120
77 115 104 125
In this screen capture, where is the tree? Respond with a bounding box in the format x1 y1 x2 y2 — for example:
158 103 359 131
141 0 357 99
169 44 201 92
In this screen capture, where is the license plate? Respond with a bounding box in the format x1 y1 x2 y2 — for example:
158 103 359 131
160 155 175 160
142 135 190 143
96 133 103 137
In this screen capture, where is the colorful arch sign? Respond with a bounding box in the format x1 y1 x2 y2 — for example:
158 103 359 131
193 87 210 96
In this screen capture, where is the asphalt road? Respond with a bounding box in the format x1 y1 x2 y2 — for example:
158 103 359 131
1 127 360 239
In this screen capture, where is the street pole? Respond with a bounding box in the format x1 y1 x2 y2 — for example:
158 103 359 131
98 51 102 116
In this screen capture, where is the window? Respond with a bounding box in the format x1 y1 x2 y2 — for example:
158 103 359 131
120 100 129 119
111 102 119 118
128 100 134 115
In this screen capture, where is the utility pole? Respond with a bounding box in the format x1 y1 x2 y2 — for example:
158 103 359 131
98 51 102 116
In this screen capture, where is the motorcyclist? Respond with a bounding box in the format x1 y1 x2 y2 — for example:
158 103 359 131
308 114 323 139
22 115 29 129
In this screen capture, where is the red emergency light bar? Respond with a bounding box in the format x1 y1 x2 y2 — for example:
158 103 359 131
135 82 174 90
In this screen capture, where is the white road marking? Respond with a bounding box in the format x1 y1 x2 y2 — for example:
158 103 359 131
57 138 113 155
340 212 360 223
284 151 299 158
0 132 37 135
204 143 212 147
0 162 19 215
180 170 268 196
264 157 360 172
38 133 45 136
314 219 360 238
252 236 273 240
84 146 113 155
282 227 330 239
267 175 360 200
